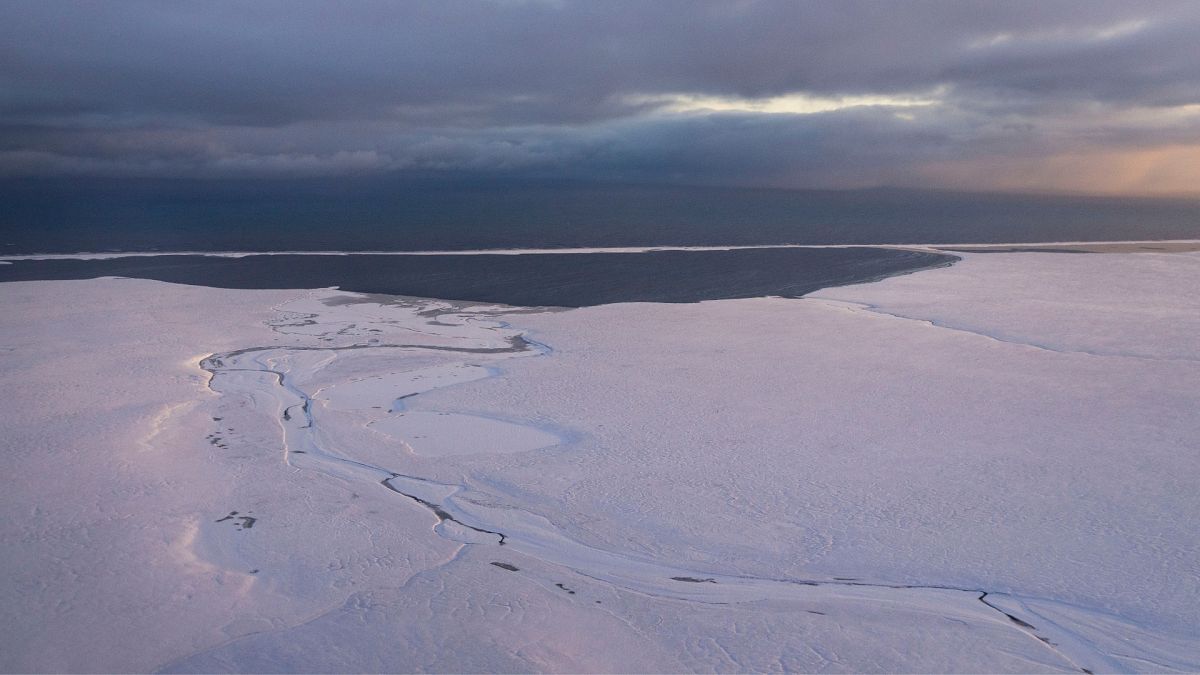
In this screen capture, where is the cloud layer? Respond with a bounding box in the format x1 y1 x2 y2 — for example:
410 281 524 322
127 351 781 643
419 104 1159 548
2 1 1199 194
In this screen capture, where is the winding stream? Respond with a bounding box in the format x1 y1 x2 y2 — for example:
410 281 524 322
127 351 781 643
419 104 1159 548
197 292 1192 674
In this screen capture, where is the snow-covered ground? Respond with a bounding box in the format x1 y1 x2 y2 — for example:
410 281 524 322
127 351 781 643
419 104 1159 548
1 252 1198 673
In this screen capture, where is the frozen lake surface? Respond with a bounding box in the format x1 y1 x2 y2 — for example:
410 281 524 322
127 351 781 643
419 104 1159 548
1 251 1198 672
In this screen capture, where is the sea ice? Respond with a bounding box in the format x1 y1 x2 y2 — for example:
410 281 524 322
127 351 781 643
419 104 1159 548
2 252 1198 673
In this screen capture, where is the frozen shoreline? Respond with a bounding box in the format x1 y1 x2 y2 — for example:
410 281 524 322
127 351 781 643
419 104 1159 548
2 252 1199 672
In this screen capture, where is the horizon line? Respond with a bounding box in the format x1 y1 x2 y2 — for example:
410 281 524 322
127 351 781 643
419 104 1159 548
4 239 1200 262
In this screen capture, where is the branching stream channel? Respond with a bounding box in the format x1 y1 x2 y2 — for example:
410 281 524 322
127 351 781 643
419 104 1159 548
197 293 1179 674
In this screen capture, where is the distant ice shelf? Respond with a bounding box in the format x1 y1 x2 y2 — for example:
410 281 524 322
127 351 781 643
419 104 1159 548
2 237 1199 261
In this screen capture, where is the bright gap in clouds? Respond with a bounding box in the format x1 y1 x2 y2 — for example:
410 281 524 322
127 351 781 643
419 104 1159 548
627 89 945 115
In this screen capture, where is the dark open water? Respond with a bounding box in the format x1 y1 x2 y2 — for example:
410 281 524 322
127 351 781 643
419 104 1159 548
2 180 1198 253
0 248 951 307
2 180 1195 306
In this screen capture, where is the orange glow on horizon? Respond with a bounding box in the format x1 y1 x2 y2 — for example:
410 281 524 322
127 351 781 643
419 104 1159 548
912 144 1200 198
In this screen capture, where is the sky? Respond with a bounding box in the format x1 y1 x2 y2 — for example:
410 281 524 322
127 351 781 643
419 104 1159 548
2 0 1200 196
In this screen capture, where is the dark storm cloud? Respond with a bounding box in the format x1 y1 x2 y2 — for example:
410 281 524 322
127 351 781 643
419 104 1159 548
1 0 1199 191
